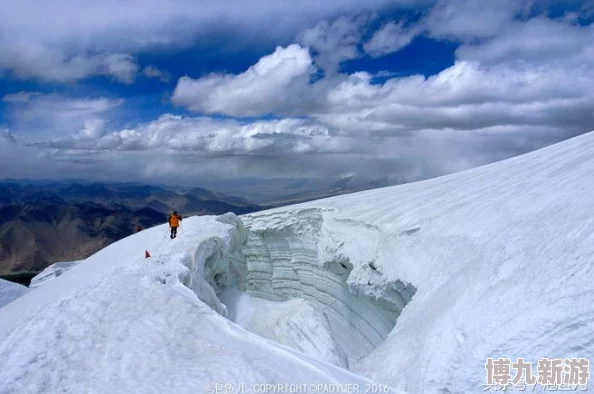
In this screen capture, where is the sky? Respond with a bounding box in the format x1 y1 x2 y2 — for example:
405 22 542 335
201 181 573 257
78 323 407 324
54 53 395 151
1 0 593 190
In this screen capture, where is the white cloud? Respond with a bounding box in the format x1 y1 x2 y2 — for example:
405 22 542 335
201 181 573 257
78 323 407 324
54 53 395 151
0 0 411 46
3 1 594 185
142 65 172 83
425 0 529 41
2 92 123 141
76 119 107 140
363 21 419 57
318 60 594 135
298 16 365 73
456 17 594 67
101 54 138 84
16 113 582 185
0 0 420 83
0 40 138 83
0 128 17 144
172 45 315 116
31 114 353 156
172 40 594 135
2 92 43 103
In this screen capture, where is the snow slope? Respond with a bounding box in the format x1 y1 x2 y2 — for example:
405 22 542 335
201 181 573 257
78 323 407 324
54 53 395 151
0 214 400 394
0 279 28 308
236 131 594 392
1 130 593 393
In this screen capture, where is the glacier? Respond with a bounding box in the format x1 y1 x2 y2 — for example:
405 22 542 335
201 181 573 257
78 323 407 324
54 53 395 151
228 208 416 368
0 214 399 394
1 130 594 393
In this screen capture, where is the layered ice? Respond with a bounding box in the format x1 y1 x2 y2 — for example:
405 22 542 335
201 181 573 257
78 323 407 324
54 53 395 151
29 261 81 289
226 208 416 367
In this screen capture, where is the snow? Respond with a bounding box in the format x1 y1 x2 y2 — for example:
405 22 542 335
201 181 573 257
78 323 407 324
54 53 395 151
29 261 81 289
0 279 28 309
1 130 594 393
238 131 594 392
0 215 400 394
219 288 347 367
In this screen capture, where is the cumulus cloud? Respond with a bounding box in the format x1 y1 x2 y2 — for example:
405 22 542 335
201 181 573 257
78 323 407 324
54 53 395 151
172 45 316 116
3 0 594 186
76 119 107 140
163 11 594 182
172 45 594 136
17 117 581 186
30 114 356 156
298 16 365 73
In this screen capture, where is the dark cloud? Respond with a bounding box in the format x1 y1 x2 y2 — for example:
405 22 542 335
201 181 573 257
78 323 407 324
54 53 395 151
0 0 420 83
0 129 16 143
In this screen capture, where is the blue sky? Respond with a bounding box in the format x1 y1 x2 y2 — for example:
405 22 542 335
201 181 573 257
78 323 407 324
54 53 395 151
1 0 593 190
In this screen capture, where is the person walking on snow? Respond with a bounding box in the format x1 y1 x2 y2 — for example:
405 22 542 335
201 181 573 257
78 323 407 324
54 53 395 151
168 211 182 239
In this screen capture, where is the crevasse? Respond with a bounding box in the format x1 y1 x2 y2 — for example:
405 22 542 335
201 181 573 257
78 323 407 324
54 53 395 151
178 211 417 369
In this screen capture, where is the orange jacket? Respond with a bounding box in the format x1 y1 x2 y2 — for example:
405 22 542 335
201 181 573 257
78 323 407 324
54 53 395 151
168 214 182 228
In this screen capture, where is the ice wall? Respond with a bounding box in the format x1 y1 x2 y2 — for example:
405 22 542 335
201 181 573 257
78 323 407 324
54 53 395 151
226 208 417 367
173 211 416 369
175 213 248 317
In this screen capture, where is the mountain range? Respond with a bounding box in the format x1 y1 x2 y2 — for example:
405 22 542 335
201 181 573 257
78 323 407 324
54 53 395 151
0 180 262 281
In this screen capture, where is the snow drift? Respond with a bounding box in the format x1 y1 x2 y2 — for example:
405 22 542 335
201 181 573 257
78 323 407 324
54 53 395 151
0 279 28 308
1 130 594 393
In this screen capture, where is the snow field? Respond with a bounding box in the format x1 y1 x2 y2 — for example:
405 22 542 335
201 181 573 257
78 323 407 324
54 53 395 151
3 130 594 393
0 215 401 393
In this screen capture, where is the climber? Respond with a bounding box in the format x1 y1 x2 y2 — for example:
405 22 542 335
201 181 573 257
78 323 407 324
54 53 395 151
168 211 183 239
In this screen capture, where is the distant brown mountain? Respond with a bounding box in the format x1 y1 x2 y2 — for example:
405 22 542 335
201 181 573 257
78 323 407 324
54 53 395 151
0 181 262 279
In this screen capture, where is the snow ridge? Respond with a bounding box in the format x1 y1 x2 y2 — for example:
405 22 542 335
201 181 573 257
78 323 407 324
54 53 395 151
1 215 399 393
